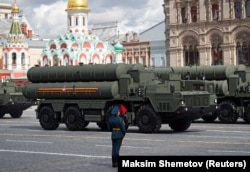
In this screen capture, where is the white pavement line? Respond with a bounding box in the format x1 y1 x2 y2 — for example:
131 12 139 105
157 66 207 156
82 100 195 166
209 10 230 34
6 139 52 144
187 135 249 139
27 130 68 132
0 150 110 159
207 130 250 134
96 144 152 149
208 150 250 154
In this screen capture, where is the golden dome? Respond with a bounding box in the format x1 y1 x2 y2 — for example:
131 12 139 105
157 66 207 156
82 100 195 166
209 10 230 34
12 3 19 13
66 0 90 11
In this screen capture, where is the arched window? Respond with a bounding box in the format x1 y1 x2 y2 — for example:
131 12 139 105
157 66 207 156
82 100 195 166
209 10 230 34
80 57 86 64
237 41 250 65
93 57 99 64
12 53 16 65
246 0 250 17
184 45 199 66
181 7 188 23
236 32 250 66
183 37 199 66
4 53 7 68
235 2 242 18
83 17 85 26
212 4 219 20
43 57 48 66
106 58 111 64
211 34 223 65
64 57 69 66
191 6 197 22
68 16 71 26
211 43 223 65
21 53 25 65
75 17 78 26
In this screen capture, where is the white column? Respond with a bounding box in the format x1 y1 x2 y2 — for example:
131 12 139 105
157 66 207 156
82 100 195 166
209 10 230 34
207 0 212 21
242 0 246 19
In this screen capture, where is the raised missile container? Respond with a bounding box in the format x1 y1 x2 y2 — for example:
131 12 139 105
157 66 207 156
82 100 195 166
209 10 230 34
27 63 144 83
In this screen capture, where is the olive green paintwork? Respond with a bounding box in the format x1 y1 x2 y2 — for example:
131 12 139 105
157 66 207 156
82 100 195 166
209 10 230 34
23 63 218 133
0 80 34 118
153 64 250 123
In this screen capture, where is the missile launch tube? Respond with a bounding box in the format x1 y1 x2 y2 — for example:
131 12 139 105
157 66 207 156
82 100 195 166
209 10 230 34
27 63 145 83
154 65 239 80
22 81 119 99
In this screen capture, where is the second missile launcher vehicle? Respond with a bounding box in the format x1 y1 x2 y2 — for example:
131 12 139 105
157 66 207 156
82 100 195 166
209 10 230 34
154 64 250 123
22 63 218 133
0 80 35 118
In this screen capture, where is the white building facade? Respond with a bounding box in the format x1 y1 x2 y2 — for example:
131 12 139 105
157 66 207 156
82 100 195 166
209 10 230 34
39 0 116 66
1 2 30 80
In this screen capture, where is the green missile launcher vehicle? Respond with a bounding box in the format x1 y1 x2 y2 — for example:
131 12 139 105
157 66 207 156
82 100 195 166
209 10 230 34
0 80 35 118
154 64 250 123
22 63 218 133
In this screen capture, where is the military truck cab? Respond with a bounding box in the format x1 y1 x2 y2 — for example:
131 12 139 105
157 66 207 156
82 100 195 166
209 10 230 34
0 80 35 118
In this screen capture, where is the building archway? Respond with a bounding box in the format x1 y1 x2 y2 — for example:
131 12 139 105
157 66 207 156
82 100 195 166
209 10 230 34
182 36 199 66
210 34 223 65
235 31 250 66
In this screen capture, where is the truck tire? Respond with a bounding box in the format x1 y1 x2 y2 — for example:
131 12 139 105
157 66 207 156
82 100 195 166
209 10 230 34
218 101 238 123
96 106 114 131
39 106 59 130
96 122 108 130
136 105 161 133
10 111 23 118
169 120 192 131
64 106 87 131
243 105 250 123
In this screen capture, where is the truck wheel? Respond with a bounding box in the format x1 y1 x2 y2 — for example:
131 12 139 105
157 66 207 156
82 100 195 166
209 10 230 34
136 105 161 133
0 112 5 118
10 111 23 118
96 122 108 130
218 101 238 123
64 106 87 131
169 120 192 131
39 106 59 130
243 105 250 123
97 106 113 130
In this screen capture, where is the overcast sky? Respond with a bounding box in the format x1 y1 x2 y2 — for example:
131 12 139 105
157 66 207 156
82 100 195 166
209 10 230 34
2 0 165 38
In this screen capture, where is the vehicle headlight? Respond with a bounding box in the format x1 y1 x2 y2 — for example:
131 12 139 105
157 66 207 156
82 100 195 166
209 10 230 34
214 98 217 103
180 100 185 106
9 98 13 104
